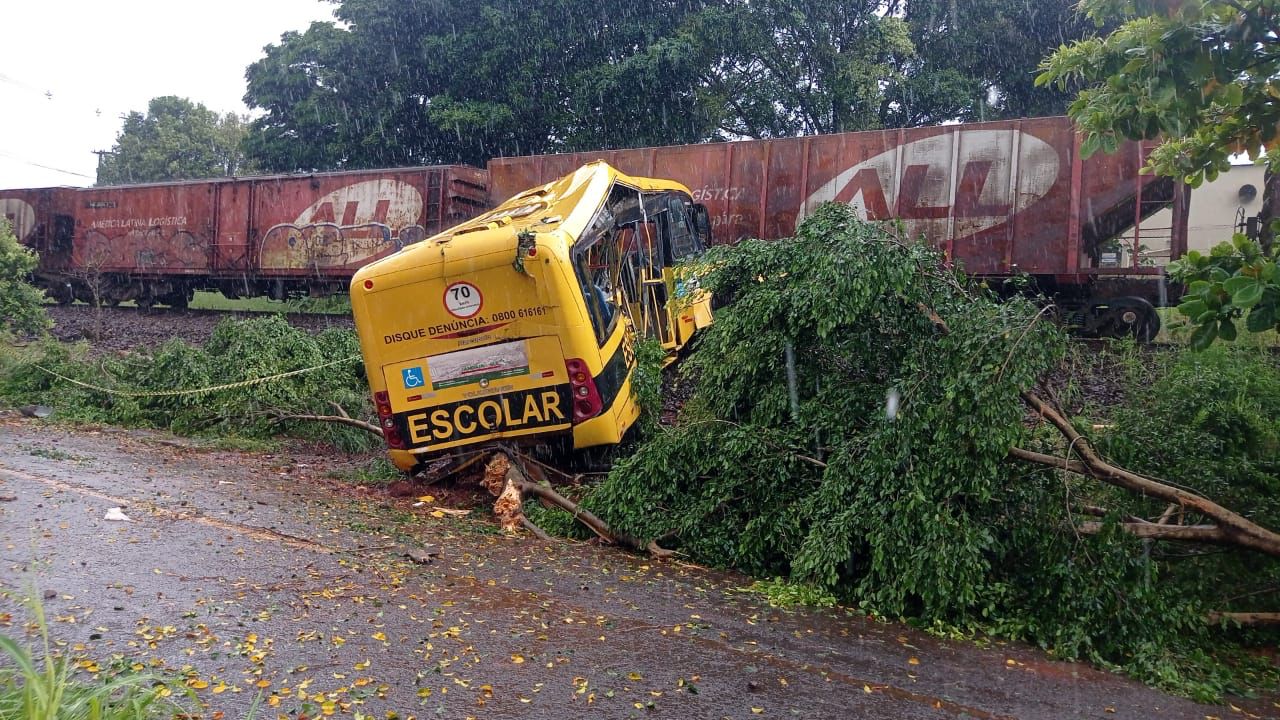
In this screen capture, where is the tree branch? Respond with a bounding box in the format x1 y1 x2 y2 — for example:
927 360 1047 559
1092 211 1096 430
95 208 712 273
1075 521 1230 544
1205 611 1280 627
270 411 382 436
1016 393 1280 558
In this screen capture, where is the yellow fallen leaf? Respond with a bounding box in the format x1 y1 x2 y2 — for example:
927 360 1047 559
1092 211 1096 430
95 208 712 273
354 660 371 670
417 495 435 503
188 679 209 689
752 708 764 714
864 684 872 694
907 657 920 665
628 671 642 681
255 679 270 688
372 632 387 642
430 510 446 519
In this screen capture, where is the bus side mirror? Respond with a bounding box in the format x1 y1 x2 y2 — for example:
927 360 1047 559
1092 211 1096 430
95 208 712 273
691 204 712 249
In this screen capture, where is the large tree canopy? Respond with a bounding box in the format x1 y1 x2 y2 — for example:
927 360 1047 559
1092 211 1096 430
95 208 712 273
1037 0 1280 346
243 0 1093 171
96 96 253 186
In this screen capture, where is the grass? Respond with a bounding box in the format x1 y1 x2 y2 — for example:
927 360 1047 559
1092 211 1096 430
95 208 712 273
188 291 351 315
0 588 192 720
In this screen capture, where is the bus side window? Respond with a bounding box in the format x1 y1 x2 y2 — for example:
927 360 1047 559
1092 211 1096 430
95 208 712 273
574 252 616 346
665 196 700 261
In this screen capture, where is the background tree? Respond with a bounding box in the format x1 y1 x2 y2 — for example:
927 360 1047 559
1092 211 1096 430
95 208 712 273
97 96 254 185
243 0 1097 171
244 0 718 170
684 0 913 137
1037 0 1280 347
885 0 1099 127
0 219 49 337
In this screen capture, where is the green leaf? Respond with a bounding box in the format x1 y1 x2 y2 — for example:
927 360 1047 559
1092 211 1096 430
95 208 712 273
1189 320 1218 350
1222 275 1253 295
1232 282 1264 309
1176 299 1207 318
1222 82 1244 107
1218 318 1237 342
1245 303 1276 333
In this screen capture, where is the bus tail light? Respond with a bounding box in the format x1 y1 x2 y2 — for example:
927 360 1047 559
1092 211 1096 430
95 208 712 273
564 358 602 422
374 390 405 448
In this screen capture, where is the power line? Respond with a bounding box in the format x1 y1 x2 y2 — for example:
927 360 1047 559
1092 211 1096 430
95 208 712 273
0 150 94 180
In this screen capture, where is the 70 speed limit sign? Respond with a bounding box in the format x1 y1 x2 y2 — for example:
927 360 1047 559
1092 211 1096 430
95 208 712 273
443 281 483 318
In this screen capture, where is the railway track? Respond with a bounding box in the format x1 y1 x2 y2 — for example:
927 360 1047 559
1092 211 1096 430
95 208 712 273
44 303 353 353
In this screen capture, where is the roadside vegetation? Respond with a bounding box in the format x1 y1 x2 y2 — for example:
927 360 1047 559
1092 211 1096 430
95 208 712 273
0 219 50 339
0 315 375 453
0 588 193 720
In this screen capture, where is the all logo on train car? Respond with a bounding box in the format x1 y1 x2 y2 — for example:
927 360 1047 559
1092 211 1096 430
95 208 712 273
801 129 1060 236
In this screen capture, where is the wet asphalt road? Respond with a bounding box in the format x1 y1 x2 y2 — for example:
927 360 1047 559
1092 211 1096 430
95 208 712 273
0 418 1269 719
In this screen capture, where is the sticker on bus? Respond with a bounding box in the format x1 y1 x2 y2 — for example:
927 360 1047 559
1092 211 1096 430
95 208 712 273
427 339 530 390
443 281 483 318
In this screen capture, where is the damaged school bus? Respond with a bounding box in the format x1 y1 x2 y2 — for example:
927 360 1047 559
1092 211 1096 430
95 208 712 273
350 162 714 472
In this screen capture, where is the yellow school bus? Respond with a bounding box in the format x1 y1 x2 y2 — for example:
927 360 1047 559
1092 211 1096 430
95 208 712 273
350 161 714 472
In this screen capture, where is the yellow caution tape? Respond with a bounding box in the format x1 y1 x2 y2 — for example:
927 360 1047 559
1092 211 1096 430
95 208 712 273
32 354 361 398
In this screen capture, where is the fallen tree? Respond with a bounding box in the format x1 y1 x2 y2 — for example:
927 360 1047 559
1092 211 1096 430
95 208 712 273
575 204 1280 696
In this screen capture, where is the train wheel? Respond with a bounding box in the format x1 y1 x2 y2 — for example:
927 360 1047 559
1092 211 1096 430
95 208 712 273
1104 297 1160 342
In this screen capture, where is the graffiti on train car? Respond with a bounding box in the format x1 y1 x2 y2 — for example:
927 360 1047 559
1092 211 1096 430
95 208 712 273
801 129 1060 239
259 179 427 271
78 228 210 272
1 199 36 243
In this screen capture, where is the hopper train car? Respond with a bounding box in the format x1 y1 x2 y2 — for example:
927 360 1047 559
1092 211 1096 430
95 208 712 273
1 116 1187 336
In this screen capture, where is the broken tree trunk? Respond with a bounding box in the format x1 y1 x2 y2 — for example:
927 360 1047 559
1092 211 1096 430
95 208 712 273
481 451 675 558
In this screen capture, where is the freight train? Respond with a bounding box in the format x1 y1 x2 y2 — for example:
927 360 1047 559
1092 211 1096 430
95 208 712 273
1 116 1187 336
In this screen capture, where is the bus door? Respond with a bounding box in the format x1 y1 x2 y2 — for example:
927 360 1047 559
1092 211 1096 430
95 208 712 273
634 214 675 348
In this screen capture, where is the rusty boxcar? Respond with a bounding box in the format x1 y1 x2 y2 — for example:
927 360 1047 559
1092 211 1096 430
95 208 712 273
4 116 1186 336
489 117 1189 338
2 166 486 307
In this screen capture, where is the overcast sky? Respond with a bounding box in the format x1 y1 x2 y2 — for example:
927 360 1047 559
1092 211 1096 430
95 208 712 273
0 0 336 189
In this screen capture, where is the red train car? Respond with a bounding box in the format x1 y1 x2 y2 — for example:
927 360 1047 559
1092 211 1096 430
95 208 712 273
489 117 1189 337
2 166 486 307
2 116 1186 336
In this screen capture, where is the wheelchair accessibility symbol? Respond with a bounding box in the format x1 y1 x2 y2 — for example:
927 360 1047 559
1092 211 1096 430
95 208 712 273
401 366 425 389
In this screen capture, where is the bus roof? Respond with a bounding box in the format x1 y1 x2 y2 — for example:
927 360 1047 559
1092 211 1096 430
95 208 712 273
354 161 692 282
